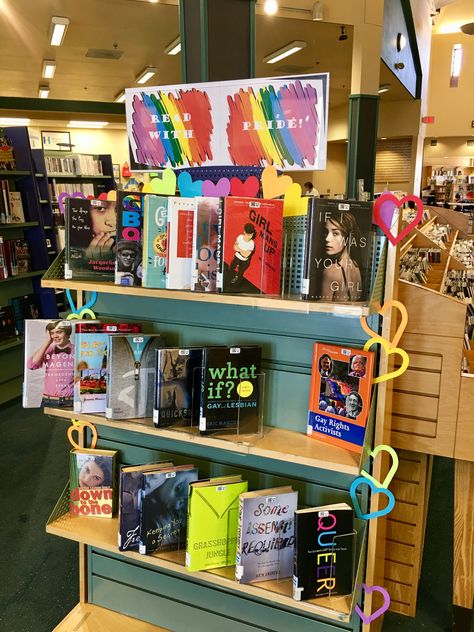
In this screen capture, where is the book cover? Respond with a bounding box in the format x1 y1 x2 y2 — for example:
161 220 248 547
13 239 30 274
236 486 298 584
118 460 174 552
166 197 196 290
199 346 262 434
186 476 248 572
191 197 223 293
0 304 16 340
65 198 116 282
307 342 375 453
153 347 203 428
1 180 11 223
115 191 145 286
69 447 117 518
221 197 284 295
142 194 168 288
9 293 40 336
138 465 199 554
74 323 142 414
0 237 7 279
301 198 374 302
293 503 354 601
3 239 16 276
106 333 165 420
8 192 25 223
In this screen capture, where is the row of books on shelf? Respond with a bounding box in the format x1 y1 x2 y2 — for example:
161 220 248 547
0 237 31 278
69 447 355 601
49 180 95 200
0 181 25 224
65 192 376 303
0 293 39 341
24 319 374 453
45 154 103 177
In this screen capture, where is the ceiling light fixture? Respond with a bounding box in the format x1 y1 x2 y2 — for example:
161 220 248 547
460 22 474 35
39 85 50 99
339 26 348 41
42 60 56 79
312 1 324 21
68 121 109 129
264 40 307 64
378 84 391 93
114 90 126 103
264 0 278 15
50 16 69 47
0 118 31 126
149 0 159 3
136 66 157 84
165 36 181 55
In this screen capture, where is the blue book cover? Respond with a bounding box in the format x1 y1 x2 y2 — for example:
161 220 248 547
142 194 168 288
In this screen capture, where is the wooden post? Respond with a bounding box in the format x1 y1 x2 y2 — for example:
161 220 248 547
453 459 474 630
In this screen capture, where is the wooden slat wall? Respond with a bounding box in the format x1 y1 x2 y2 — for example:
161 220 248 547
375 139 412 184
384 450 432 617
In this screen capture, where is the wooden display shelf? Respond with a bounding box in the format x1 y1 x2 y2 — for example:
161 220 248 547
47 173 112 179
0 269 47 283
0 169 30 177
0 221 39 229
54 603 168 631
44 407 362 475
0 337 23 351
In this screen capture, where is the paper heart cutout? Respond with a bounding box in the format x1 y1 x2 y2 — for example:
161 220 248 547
355 584 391 624
97 190 117 202
177 172 203 197
143 168 177 195
58 191 87 214
66 308 97 321
360 299 408 349
261 166 293 199
364 337 409 384
229 176 260 198
350 476 395 520
202 177 231 197
361 444 399 489
374 193 424 246
283 183 308 216
67 420 98 450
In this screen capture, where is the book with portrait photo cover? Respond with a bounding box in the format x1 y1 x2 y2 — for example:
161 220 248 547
69 447 117 518
307 342 375 453
301 198 374 302
115 191 145 287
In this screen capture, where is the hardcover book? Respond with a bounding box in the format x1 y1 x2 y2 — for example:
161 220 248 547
0 237 7 278
301 198 374 302
199 346 262 434
106 333 165 420
307 342 374 453
142 194 168 288
115 191 145 286
9 293 40 336
186 475 248 572
0 304 16 340
293 503 354 601
13 239 30 274
153 347 203 428
191 197 223 293
8 192 25 223
236 486 298 584
166 196 197 290
138 464 199 554
69 447 117 518
221 197 284 295
118 460 174 552
65 198 117 282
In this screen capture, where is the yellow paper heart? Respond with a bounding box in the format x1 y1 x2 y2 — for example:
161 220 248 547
143 168 177 195
261 166 293 199
361 444 399 489
283 183 309 217
364 337 409 384
360 300 408 349
67 420 98 450
107 190 117 202
67 308 97 321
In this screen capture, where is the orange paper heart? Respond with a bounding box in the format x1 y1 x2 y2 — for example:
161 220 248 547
67 420 98 450
360 300 408 349
261 166 293 199
283 183 309 217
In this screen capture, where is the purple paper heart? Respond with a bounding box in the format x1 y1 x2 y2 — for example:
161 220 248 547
355 584 390 624
202 177 231 197
57 191 87 214
377 198 396 229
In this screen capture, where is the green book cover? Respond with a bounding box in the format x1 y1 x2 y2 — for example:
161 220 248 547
186 476 248 572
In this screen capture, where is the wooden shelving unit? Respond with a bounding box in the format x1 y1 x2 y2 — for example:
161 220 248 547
54 603 168 632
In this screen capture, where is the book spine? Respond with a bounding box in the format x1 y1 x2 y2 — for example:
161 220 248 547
301 200 315 298
292 513 301 600
235 495 245 583
198 349 207 432
215 204 224 292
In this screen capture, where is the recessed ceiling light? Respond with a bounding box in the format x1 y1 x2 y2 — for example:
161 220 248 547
50 16 69 46
136 66 157 84
149 0 159 3
378 83 391 93
264 41 307 64
39 85 50 99
381 137 387 140
0 117 31 126
264 0 278 15
165 36 181 56
114 90 126 103
42 60 56 79
460 22 474 35
68 121 109 129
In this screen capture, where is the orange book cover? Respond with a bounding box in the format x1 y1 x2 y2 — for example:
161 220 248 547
307 342 375 453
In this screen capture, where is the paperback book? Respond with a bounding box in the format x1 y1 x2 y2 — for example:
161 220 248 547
166 197 196 290
307 342 374 453
8 192 25 223
115 191 145 286
9 293 40 336
191 197 223 292
0 304 16 340
142 194 168 288
69 447 117 518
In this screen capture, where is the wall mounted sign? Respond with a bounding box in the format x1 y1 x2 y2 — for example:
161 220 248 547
41 130 72 151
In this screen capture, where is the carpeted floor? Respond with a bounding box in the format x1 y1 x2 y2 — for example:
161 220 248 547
0 400 456 631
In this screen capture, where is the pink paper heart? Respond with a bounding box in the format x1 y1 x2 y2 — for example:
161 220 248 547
229 176 260 198
57 191 87 214
355 583 390 624
202 177 231 197
374 194 424 246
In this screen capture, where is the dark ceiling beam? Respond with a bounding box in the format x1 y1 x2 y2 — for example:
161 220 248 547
0 96 125 115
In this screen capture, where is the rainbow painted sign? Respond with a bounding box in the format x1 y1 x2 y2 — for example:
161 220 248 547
125 74 329 172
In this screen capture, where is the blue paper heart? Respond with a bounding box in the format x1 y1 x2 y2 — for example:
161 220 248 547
65 289 98 315
177 172 203 198
350 476 395 520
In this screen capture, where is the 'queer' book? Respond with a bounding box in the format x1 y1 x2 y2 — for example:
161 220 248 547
199 346 262 434
293 503 354 600
142 194 168 288
166 196 196 290
69 447 117 518
236 486 298 584
191 197 223 293
115 191 145 287
307 342 374 453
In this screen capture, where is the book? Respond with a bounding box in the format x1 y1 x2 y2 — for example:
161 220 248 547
0 237 7 279
69 447 117 518
1 180 11 223
0 304 16 340
142 194 168 288
221 197 284 295
138 464 199 554
153 347 203 428
301 198 374 302
191 197 223 292
307 342 375 453
166 196 197 290
9 294 40 336
118 460 174 552
115 191 145 286
106 333 165 420
3 239 16 276
65 197 117 282
199 346 262 434
235 486 298 584
8 192 25 223
74 322 142 414
13 239 30 274
186 475 248 571
293 503 354 601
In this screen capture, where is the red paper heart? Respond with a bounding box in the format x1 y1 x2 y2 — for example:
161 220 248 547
229 176 260 198
374 194 424 246
97 192 108 200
